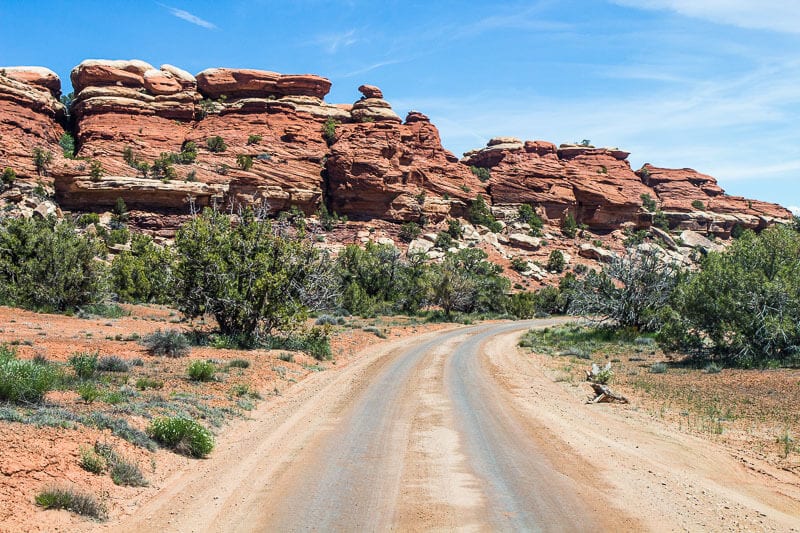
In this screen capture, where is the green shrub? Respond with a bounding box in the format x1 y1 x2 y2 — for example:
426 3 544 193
109 456 147 487
653 210 669 231
2 167 17 185
32 147 53 176
89 160 104 182
141 329 190 357
649 362 668 374
97 356 129 373
79 447 106 474
315 314 338 326
704 362 722 374
547 250 565 273
77 382 102 404
236 154 253 170
510 257 529 272
135 377 163 390
561 212 577 238
470 166 491 182
69 352 98 380
76 213 100 227
322 118 337 146
59 133 76 158
435 231 454 250
399 221 421 243
0 348 56 403
247 134 262 145
206 136 227 153
468 196 502 232
691 199 705 210
179 141 198 164
147 416 214 457
517 204 543 235
175 208 334 345
227 358 250 369
35 485 106 520
111 234 176 304
187 360 216 381
0 217 108 313
446 219 464 239
640 193 657 212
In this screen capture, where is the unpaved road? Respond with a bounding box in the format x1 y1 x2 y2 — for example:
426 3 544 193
103 321 800 532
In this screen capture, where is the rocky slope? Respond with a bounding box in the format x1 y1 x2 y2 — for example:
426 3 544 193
0 59 792 246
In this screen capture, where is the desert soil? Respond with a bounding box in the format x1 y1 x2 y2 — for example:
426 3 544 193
72 320 800 532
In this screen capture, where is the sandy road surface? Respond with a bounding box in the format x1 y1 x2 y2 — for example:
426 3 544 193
103 320 800 532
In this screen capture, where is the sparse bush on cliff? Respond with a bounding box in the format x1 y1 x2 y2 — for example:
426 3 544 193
470 166 491 182
180 141 198 163
89 160 104 182
59 132 76 158
322 118 337 146
561 212 577 238
247 134 262 145
206 136 227 153
691 199 706 210
0 216 108 313
547 250 565 273
399 221 421 242
640 193 657 212
236 154 253 171
468 195 502 233
32 147 52 176
1 167 15 186
517 204 543 235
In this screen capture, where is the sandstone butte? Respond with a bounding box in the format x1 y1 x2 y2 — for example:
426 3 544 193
0 60 792 237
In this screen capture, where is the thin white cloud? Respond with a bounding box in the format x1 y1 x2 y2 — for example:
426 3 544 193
611 0 800 34
161 4 217 29
312 29 359 54
339 59 404 78
788 206 800 216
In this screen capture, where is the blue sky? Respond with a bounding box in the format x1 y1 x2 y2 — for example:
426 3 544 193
1 1 799 210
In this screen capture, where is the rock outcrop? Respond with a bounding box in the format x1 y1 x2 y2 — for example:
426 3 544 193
0 59 792 241
464 140 651 230
0 67 67 182
326 111 485 222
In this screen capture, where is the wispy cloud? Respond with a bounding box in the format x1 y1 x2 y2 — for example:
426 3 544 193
611 0 800 34
339 59 405 78
160 4 217 29
311 29 359 54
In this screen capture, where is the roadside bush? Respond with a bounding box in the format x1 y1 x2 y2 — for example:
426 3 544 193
147 416 214 457
0 347 56 403
659 225 800 366
69 352 98 380
141 329 190 358
78 447 106 474
35 485 106 520
109 456 147 487
175 207 337 346
187 360 216 382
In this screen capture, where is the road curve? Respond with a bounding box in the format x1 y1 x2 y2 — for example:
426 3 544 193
108 319 606 532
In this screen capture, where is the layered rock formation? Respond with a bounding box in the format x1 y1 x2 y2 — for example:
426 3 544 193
0 59 792 239
465 140 792 236
0 67 67 182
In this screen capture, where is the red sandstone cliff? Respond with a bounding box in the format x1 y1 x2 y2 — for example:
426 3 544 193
0 60 792 237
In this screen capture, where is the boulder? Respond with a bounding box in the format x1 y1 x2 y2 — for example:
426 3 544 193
508 233 541 250
358 84 383 99
579 243 616 263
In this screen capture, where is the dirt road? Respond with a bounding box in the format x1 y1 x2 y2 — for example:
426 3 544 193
104 321 800 532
